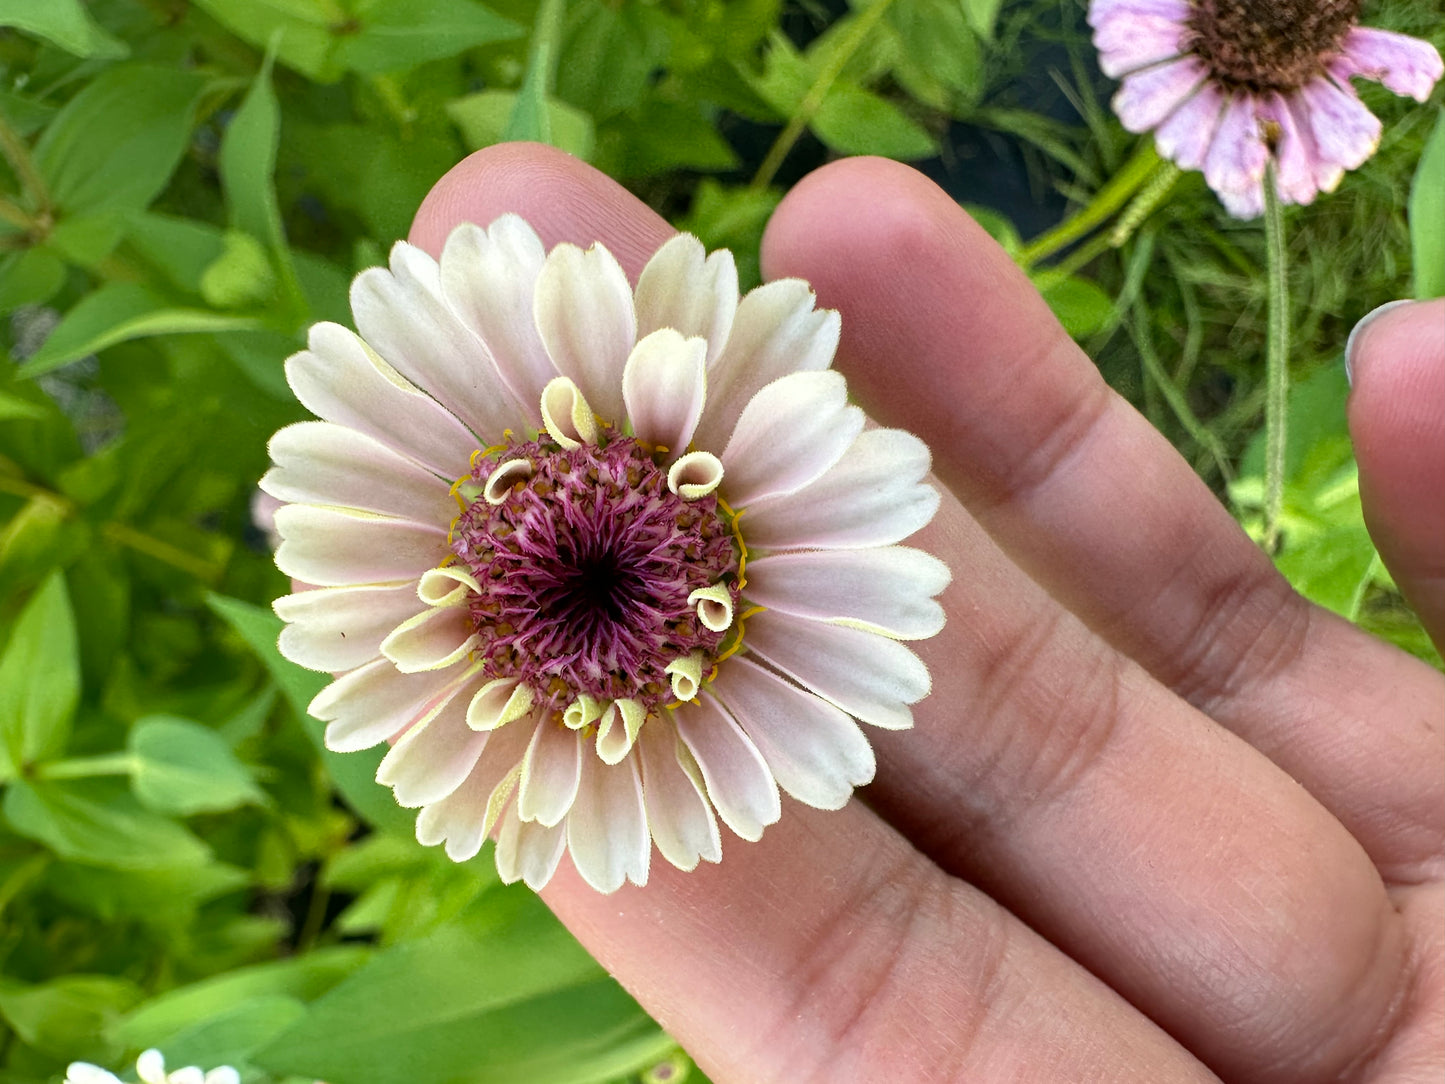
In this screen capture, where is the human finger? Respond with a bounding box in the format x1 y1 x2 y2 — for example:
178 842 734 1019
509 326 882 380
1347 298 1445 654
760 156 1445 880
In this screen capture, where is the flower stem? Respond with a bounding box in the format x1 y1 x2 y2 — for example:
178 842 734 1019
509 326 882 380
1019 142 1161 268
34 753 134 780
0 109 50 217
1262 161 1289 554
750 0 899 192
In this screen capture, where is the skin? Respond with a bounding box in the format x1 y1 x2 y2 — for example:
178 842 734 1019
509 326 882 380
409 143 1445 1084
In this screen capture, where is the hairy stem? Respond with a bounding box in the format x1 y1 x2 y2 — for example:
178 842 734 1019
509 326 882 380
1262 161 1289 553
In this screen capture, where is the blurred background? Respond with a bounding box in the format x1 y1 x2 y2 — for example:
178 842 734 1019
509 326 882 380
0 0 1440 1080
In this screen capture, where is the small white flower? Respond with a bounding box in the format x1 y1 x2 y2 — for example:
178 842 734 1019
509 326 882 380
65 1051 239 1084
265 216 948 893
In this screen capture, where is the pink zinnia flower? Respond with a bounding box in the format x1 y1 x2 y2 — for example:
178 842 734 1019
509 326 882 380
1089 0 1443 217
263 217 947 893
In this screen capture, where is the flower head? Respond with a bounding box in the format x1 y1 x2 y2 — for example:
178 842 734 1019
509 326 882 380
264 216 947 893
1090 0 1443 217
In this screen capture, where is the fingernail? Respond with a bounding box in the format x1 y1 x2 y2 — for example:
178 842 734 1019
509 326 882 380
1344 299 1413 387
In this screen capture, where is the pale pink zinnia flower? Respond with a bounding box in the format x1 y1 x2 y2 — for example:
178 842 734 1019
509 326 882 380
262 216 947 893
1089 0 1443 217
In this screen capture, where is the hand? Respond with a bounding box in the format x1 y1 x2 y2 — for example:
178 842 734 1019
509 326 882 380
409 145 1445 1083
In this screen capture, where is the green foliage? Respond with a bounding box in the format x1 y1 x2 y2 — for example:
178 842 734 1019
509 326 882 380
0 0 1438 1080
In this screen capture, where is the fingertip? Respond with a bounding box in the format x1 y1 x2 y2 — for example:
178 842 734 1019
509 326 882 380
1347 298 1445 643
409 142 673 276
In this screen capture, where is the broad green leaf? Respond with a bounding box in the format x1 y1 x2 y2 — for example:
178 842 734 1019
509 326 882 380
555 0 656 121
0 390 48 421
0 494 76 596
45 210 128 267
336 0 523 74
959 0 1004 39
2 778 210 869
124 212 227 295
1409 106 1445 299
156 995 309 1070
129 714 267 815
206 594 413 834
18 283 262 378
45 861 249 924
254 893 671 1084
888 0 983 110
0 0 128 58
112 946 370 1049
1039 275 1116 339
0 975 140 1062
200 230 279 310
187 0 339 81
33 64 206 216
0 571 79 780
599 100 740 179
448 91 595 160
812 82 937 158
0 248 65 316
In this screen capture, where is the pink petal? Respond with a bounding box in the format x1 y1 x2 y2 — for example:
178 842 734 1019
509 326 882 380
275 583 425 673
1112 58 1207 132
1087 0 1189 27
1202 93 1270 217
565 754 649 893
312 658 464 753
1093 12 1187 79
376 678 488 808
1298 76 1381 174
1154 82 1225 171
1335 26 1444 102
636 716 721 872
273 505 447 587
620 328 707 461
495 807 567 890
674 696 780 842
634 232 738 367
1285 93 1344 193
1256 93 1318 206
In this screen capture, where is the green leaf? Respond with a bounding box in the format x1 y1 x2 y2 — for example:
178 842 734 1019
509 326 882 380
555 0 657 121
334 0 523 75
0 0 128 58
0 390 49 421
45 861 249 924
812 82 937 158
448 91 595 160
254 894 670 1084
200 230 279 310
0 248 65 316
156 995 310 1071
18 283 262 378
45 211 128 267
112 946 370 1050
0 571 79 780
2 778 210 869
888 0 983 110
958 0 1004 40
1039 275 1116 339
0 975 140 1062
124 212 228 296
129 714 267 815
1409 106 1445 299
206 594 413 834
187 0 340 81
33 63 206 216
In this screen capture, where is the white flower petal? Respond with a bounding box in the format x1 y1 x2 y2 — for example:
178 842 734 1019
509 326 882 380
262 421 456 525
621 328 707 460
713 656 874 810
286 322 479 478
376 678 489 807
595 698 647 765
466 678 535 731
566 753 650 893
65 1064 124 1084
674 696 781 842
634 233 738 366
744 610 930 730
539 375 599 448
440 215 554 420
742 428 938 550
136 1051 166 1084
720 370 863 506
416 721 533 860
496 805 568 890
744 547 950 640
533 241 636 425
275 582 425 672
203 1069 240 1084
312 658 466 752
379 604 478 673
274 504 448 587
168 1068 204 1084
518 721 583 827
692 279 839 452
637 715 722 871
352 242 521 441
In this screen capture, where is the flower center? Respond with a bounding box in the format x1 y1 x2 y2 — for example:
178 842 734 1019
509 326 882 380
1186 0 1361 91
449 431 741 714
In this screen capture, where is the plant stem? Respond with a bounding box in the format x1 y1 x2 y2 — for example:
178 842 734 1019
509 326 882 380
0 110 50 216
34 753 135 780
750 0 899 192
1262 160 1289 553
1131 298 1233 483
1019 142 1160 267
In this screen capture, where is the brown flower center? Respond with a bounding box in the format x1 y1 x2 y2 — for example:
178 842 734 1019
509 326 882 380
1186 0 1361 91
